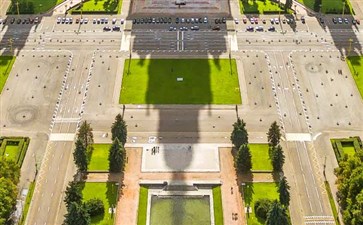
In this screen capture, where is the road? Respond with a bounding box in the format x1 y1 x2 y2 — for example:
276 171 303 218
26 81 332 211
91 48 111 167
0 10 362 225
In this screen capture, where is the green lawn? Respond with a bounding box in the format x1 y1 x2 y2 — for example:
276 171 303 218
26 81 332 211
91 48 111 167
137 186 148 225
81 182 118 225
71 0 122 14
324 181 341 225
7 0 64 14
213 186 224 225
239 0 285 14
249 144 272 171
297 0 353 14
19 182 36 225
0 56 15 94
243 182 279 225
347 56 363 99
4 145 20 162
88 144 111 171
120 59 241 104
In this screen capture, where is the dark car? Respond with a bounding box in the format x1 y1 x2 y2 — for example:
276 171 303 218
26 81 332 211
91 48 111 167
176 17 179 23
301 16 305 23
268 26 275 31
17 18 21 24
103 26 111 31
246 26 254 32
212 26 220 31
10 17 15 24
319 17 324 24
332 17 337 24
112 26 120 31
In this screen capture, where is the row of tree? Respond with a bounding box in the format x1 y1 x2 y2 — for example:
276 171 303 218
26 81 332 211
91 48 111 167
334 152 363 225
63 181 104 225
231 119 285 173
0 159 20 224
73 114 127 173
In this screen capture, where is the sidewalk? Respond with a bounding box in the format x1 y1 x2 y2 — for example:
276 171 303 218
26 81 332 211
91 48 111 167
52 0 82 15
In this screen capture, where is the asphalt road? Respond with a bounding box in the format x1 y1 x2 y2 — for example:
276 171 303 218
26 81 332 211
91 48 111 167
0 12 362 225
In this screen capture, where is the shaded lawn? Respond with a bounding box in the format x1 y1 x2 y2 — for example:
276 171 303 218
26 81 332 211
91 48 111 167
150 196 211 225
297 0 353 14
120 59 241 104
249 144 272 171
0 56 16 94
4 145 20 162
137 186 148 225
73 0 122 13
240 0 285 14
213 186 224 225
88 144 111 171
8 0 63 14
347 56 363 99
342 146 356 157
81 182 118 225
243 182 279 225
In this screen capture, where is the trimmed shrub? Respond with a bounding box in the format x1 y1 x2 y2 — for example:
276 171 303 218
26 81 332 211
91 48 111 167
85 198 104 216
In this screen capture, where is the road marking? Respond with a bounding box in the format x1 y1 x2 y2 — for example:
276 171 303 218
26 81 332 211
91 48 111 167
285 133 312 141
49 133 76 141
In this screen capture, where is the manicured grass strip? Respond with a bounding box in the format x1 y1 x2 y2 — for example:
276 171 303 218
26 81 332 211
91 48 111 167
249 144 272 171
0 56 15 94
81 182 118 225
239 0 285 14
213 186 224 225
243 182 279 225
347 56 363 99
297 0 353 14
324 181 341 225
7 0 63 14
88 144 111 171
71 0 122 14
137 186 148 225
19 182 36 225
120 59 241 104
4 145 19 162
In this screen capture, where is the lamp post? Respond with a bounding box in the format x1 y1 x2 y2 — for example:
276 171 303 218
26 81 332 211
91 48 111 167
342 2 346 18
16 1 20 19
8 38 13 52
347 38 353 58
80 0 83 19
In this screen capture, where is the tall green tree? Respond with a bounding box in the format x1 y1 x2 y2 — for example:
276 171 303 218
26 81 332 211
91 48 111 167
73 139 88 172
64 181 83 210
77 121 94 149
108 138 126 172
0 177 18 223
0 159 20 184
235 144 252 173
279 176 291 207
272 145 285 172
266 201 290 225
267 121 281 148
230 118 248 149
111 114 127 146
285 0 293 10
63 202 90 225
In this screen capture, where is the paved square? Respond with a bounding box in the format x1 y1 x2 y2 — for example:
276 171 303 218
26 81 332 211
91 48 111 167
141 144 220 172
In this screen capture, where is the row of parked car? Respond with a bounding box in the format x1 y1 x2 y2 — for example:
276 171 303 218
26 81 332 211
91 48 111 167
0 17 39 25
168 26 200 31
57 17 125 25
246 26 276 32
331 17 360 25
103 26 121 31
239 17 297 25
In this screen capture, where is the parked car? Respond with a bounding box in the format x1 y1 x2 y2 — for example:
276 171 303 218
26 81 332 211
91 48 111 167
255 26 264 31
103 26 111 31
246 26 254 32
344 18 349 24
268 26 275 31
10 17 15 24
332 17 337 24
112 18 117 24
112 26 120 31
301 16 305 23
212 25 220 31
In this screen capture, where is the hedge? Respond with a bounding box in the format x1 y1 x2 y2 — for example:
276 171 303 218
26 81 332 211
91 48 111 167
331 136 363 162
0 137 30 166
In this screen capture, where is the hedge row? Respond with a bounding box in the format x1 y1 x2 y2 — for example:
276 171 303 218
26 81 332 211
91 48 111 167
331 136 362 162
70 10 117 15
0 137 30 166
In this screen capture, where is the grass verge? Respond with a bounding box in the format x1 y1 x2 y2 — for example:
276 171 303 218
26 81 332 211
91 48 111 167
243 182 279 225
88 144 111 171
213 186 224 225
120 59 241 104
0 56 16 94
347 56 363 99
71 0 122 14
18 182 36 225
81 182 118 225
249 144 272 171
7 0 64 14
297 0 353 14
324 181 341 225
137 186 148 225
239 0 286 14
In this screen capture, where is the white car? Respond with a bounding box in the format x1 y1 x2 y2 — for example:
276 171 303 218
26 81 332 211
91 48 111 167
234 18 239 24
112 18 117 24
120 18 125 24
274 18 279 24
93 18 96 24
84 18 88 24
57 17 61 23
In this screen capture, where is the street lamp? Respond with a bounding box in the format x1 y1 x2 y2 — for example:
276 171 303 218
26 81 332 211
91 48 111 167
347 38 353 58
80 0 83 19
342 2 346 18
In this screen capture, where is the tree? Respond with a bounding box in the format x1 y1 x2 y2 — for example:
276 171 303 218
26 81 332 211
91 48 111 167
279 176 291 207
111 114 127 146
272 145 285 172
73 139 88 172
230 118 248 149
64 181 83 210
266 201 290 225
63 202 90 225
267 121 281 148
77 121 94 149
285 0 293 10
0 177 18 223
235 144 252 172
0 159 20 184
254 198 273 220
85 198 104 216
108 138 126 172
